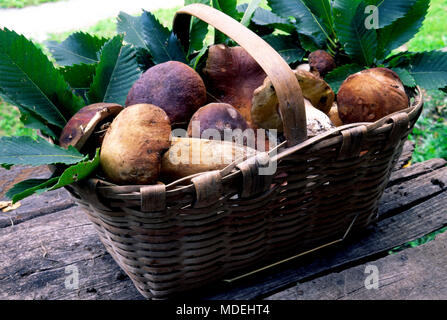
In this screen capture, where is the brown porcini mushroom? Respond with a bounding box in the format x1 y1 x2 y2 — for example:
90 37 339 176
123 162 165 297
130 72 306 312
337 68 409 124
99 104 171 185
59 102 123 151
125 61 207 126
187 102 251 144
251 77 335 138
202 44 267 126
308 50 336 77
294 69 335 114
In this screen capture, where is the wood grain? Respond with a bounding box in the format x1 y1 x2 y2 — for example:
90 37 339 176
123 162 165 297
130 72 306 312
0 206 142 300
0 165 75 229
0 157 445 300
266 232 447 300
392 140 415 171
379 165 447 219
205 187 447 300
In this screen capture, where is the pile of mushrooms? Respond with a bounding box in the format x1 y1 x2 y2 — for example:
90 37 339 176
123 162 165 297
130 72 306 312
251 68 336 137
201 44 267 127
57 45 410 186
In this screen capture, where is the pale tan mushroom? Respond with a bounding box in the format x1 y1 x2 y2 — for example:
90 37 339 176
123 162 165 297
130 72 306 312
100 104 172 185
304 99 336 137
294 69 335 114
251 77 335 138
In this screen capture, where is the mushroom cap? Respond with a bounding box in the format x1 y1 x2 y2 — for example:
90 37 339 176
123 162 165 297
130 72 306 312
59 102 123 150
251 77 282 131
294 69 335 114
160 137 259 181
202 44 267 126
187 103 250 141
308 50 336 77
125 61 207 126
337 68 409 124
251 77 334 137
100 104 172 185
328 103 344 127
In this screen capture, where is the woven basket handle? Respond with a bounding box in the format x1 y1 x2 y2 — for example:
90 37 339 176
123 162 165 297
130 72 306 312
173 4 307 147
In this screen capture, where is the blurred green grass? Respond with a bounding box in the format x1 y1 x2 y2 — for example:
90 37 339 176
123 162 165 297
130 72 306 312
0 101 38 137
407 0 447 52
0 0 446 164
405 0 447 163
409 90 447 162
0 0 63 8
45 6 183 42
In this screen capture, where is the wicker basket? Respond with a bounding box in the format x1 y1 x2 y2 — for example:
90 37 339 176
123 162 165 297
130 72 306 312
65 4 423 299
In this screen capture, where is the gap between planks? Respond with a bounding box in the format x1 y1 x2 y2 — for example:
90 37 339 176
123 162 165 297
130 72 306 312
265 231 447 300
0 158 445 299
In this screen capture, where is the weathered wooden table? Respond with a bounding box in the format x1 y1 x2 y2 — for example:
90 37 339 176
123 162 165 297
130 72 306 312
1 142 446 300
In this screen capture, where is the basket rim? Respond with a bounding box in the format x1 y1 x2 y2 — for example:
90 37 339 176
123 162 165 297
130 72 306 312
74 87 423 202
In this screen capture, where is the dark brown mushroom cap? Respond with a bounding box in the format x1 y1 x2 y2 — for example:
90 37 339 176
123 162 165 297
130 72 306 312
125 61 207 126
59 103 123 150
187 103 250 141
337 68 409 124
308 50 336 77
202 44 267 127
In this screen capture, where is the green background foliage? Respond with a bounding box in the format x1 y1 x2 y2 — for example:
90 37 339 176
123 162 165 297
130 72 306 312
0 0 445 161
0 0 445 256
1 0 444 162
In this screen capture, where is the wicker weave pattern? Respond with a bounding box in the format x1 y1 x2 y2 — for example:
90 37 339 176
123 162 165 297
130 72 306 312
68 92 422 299
64 4 424 299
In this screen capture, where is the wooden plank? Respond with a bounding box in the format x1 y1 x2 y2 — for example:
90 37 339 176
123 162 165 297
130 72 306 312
0 165 75 229
393 140 415 171
204 177 447 300
387 158 446 187
0 158 445 300
379 166 447 219
0 165 51 199
0 189 75 229
0 205 142 300
266 232 447 300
